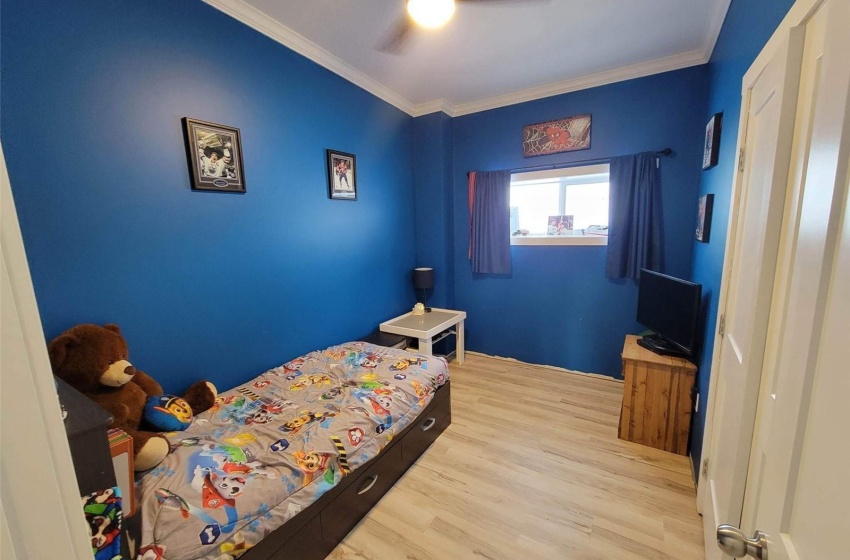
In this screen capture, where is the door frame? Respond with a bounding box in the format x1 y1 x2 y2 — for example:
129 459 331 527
0 141 93 558
695 0 827 515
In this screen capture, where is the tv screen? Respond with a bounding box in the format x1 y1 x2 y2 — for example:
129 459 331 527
637 269 702 356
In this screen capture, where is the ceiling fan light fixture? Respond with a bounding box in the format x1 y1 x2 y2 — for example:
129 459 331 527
407 0 456 29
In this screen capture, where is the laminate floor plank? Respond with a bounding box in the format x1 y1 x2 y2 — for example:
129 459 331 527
327 354 705 560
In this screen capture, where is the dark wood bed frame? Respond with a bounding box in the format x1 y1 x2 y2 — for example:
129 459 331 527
241 381 452 560
63 372 451 560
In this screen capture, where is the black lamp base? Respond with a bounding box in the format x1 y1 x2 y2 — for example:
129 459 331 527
414 268 435 313
419 287 432 312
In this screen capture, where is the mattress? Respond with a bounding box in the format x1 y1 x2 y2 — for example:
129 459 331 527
136 342 449 560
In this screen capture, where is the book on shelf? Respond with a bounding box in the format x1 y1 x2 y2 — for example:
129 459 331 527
108 428 136 516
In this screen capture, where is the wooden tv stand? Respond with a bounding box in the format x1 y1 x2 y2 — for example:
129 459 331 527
618 335 696 455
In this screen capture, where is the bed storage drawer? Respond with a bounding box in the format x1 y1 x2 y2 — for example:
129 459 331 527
266 515 324 560
321 443 406 545
401 384 451 464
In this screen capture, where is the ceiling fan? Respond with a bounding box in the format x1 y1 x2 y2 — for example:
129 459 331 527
379 0 549 54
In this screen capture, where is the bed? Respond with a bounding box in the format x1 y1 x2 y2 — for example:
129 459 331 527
135 341 452 560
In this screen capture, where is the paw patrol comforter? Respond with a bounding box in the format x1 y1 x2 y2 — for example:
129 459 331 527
136 342 448 560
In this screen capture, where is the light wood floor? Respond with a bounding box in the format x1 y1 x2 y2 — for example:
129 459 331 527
328 354 705 560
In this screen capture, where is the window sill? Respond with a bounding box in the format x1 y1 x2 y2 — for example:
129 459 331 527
510 235 608 246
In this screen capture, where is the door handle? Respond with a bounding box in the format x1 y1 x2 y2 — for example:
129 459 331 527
717 524 768 559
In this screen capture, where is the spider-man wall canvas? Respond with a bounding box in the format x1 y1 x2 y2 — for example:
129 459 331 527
522 114 591 157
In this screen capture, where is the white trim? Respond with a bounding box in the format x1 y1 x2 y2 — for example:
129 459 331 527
1 505 17 560
203 0 727 118
695 0 826 516
202 0 416 115
512 163 610 182
465 351 624 384
511 235 608 246
0 142 93 558
446 50 709 117
742 0 825 91
410 99 455 118
702 0 734 62
696 81 751 517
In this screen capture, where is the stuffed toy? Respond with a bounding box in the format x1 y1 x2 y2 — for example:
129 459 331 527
143 395 194 431
48 323 217 471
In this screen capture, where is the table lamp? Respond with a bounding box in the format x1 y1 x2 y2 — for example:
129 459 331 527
413 267 434 313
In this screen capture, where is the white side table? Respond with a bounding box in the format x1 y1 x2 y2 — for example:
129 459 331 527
379 308 466 365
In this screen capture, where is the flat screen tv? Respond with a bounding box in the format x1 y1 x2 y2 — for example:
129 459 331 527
636 269 702 358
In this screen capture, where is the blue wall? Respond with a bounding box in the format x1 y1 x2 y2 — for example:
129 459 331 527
3 0 799 458
450 67 709 378
413 112 455 309
689 0 795 468
1 0 415 394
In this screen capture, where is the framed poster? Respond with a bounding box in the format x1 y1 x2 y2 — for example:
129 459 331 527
183 118 246 193
696 194 714 242
703 113 722 170
547 215 574 235
522 114 591 157
327 149 357 200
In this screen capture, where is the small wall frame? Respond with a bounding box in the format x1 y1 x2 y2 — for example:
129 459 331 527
326 150 357 200
696 194 714 243
702 113 722 170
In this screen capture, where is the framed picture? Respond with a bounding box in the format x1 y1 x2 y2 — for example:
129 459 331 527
326 149 357 200
522 114 591 158
183 118 246 193
703 113 722 170
696 194 714 243
547 215 574 236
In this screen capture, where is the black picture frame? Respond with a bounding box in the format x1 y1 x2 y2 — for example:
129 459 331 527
696 194 714 243
702 113 722 170
183 118 246 193
326 149 357 201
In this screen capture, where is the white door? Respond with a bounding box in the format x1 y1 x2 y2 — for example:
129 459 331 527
700 21 804 559
722 0 850 557
702 0 850 558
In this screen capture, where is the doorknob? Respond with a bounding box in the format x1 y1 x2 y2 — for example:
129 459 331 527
717 525 769 559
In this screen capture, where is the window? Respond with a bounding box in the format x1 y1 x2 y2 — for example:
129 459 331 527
509 163 609 245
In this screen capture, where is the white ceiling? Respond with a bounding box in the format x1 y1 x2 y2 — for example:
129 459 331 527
204 0 731 116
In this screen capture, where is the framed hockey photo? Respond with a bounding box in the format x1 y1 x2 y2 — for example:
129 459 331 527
702 113 722 170
183 118 246 193
696 194 714 243
547 215 574 236
327 149 357 201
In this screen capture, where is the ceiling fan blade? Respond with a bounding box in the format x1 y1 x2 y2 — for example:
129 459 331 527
458 0 550 3
377 15 414 54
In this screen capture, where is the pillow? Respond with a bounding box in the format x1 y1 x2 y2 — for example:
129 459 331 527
144 395 193 431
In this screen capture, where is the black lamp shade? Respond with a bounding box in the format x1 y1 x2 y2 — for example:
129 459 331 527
413 267 435 290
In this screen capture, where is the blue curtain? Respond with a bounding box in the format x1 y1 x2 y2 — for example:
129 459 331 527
470 170 512 274
606 152 663 279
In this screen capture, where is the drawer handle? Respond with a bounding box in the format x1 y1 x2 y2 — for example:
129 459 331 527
421 417 437 431
357 475 379 495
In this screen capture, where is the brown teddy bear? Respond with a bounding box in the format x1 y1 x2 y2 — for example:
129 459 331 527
48 323 217 471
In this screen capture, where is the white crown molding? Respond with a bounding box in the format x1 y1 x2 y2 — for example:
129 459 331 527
440 49 709 117
410 99 456 118
205 0 730 119
202 0 417 116
702 0 734 62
